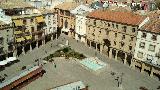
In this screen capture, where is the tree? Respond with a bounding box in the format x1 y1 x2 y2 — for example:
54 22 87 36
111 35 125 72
155 0 160 9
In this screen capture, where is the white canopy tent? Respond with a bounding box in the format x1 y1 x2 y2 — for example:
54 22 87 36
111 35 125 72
0 60 9 66
6 57 17 62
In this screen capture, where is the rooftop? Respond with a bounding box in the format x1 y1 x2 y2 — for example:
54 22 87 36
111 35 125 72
11 14 43 20
87 9 145 26
0 0 33 9
141 19 160 34
54 2 80 11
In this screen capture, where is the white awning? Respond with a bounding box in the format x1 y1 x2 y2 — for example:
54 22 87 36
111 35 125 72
6 57 17 62
0 60 9 66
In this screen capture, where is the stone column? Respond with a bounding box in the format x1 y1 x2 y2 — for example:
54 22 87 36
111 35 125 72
130 57 135 69
115 50 118 61
51 35 53 41
109 48 112 59
124 53 127 64
13 49 17 57
42 40 44 46
22 46 25 55
150 67 154 77
30 44 32 52
100 44 103 54
141 63 145 73
36 41 38 49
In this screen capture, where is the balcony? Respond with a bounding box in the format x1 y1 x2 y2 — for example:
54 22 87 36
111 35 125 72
14 31 23 35
25 35 32 40
16 37 25 43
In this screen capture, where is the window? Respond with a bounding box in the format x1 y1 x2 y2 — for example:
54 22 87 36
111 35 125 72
132 28 135 32
94 20 96 26
60 10 64 15
139 42 145 48
92 33 95 36
147 54 153 62
114 41 116 45
65 11 70 16
31 19 33 22
148 44 155 52
131 37 134 41
115 33 117 37
112 23 114 28
137 52 143 58
108 23 110 27
23 19 26 24
152 34 157 41
129 46 132 50
116 24 118 29
123 26 127 32
121 42 124 47
64 20 68 28
141 33 146 38
122 35 125 40
31 27 34 32
106 30 109 35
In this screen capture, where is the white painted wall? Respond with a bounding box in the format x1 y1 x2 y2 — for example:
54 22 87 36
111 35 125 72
134 31 160 65
45 13 57 35
75 15 87 42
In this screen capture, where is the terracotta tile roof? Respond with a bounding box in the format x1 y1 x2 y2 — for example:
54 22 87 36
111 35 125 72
54 2 80 11
87 9 145 26
142 19 160 34
38 8 54 14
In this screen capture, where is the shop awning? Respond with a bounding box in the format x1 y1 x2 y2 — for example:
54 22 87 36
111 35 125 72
13 20 23 26
0 60 9 66
6 57 17 62
25 35 32 40
14 31 22 34
16 37 25 42
36 16 44 23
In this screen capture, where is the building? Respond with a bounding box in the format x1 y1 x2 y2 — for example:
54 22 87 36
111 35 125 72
54 2 80 38
0 0 46 56
0 8 14 60
133 18 160 79
86 9 145 66
71 4 93 43
40 9 58 43
0 21 14 61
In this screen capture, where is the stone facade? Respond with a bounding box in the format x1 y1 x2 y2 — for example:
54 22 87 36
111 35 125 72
86 9 145 66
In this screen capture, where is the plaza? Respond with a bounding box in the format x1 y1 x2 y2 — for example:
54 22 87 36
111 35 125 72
0 34 159 90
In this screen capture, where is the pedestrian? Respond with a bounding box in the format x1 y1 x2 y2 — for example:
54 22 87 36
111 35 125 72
45 50 47 54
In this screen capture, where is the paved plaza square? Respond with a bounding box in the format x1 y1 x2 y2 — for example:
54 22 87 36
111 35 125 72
0 34 160 90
